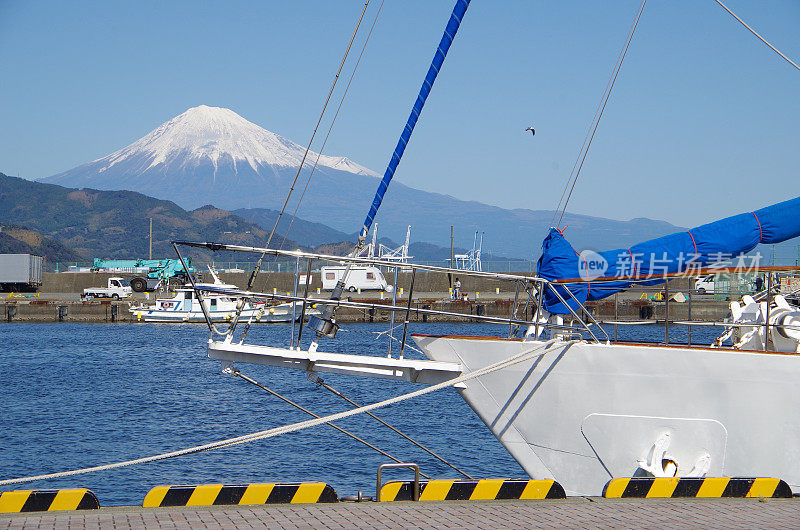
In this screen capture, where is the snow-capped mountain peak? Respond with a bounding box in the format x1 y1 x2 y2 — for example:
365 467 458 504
42 104 385 223
90 105 379 177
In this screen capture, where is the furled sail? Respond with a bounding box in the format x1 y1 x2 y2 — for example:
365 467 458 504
360 0 470 238
538 196 800 314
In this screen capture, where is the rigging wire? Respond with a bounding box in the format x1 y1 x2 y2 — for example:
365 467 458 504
0 339 567 486
550 61 623 227
335 324 426 355
237 0 386 344
310 374 473 479
243 0 371 295
553 0 648 229
231 370 431 479
225 1 371 339
276 0 386 256
713 0 800 72
554 0 797 230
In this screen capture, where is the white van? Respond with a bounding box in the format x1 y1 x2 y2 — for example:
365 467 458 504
321 266 393 292
694 275 715 294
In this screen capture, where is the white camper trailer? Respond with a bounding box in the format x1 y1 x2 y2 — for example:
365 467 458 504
321 265 392 292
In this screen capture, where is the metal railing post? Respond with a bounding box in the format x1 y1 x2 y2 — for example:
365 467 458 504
376 463 420 502
296 258 313 348
509 280 520 338
171 242 215 334
291 255 300 348
545 283 605 343
664 280 670 345
532 281 543 340
388 267 399 357
765 273 772 351
687 290 693 346
399 269 416 359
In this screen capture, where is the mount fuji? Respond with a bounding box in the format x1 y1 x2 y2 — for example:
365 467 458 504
43 105 682 257
45 105 378 205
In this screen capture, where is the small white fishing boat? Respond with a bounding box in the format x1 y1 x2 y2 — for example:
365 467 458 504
130 268 319 323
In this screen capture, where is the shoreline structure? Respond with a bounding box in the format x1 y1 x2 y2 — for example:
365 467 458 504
1 273 727 324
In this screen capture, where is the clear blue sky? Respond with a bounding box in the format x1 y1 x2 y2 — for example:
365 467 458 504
1 0 798 227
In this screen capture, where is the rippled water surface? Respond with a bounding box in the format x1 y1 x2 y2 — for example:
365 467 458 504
0 321 721 505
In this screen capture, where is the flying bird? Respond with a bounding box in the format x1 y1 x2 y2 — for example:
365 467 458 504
525 126 536 136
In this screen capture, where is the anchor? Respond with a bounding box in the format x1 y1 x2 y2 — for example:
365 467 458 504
636 432 711 478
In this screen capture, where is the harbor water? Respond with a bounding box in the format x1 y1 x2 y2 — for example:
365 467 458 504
1 322 721 506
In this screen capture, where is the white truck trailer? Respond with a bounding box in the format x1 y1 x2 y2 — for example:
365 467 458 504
0 253 43 292
321 265 392 292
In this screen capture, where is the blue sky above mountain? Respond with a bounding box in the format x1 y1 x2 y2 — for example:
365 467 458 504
3 2 799 227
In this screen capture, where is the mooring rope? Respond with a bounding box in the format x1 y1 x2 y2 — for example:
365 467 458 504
0 338 569 486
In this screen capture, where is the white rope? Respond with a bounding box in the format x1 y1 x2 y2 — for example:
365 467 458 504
713 0 800 72
0 339 572 486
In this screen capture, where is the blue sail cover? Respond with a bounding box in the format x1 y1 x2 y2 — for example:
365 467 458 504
361 0 470 237
538 196 800 314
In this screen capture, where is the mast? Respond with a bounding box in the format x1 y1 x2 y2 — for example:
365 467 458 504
359 0 471 241
308 0 472 338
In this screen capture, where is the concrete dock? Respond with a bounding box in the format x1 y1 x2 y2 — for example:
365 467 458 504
3 498 799 529
1 272 732 323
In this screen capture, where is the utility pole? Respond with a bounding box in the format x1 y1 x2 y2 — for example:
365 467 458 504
450 226 454 269
149 218 153 260
449 225 455 290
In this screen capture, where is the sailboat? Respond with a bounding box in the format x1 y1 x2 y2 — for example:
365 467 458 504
175 0 800 496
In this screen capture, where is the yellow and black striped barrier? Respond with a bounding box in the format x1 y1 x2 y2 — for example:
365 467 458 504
142 483 338 507
0 489 100 513
603 477 793 498
379 479 566 501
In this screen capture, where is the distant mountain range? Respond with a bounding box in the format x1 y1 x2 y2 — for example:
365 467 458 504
232 207 351 248
0 173 511 267
41 105 687 256
0 224 82 264
0 173 298 264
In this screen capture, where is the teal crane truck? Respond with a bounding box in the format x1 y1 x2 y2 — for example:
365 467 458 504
91 258 194 292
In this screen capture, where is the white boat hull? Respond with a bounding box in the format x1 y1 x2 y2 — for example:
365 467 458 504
133 308 262 323
132 303 318 323
413 335 800 496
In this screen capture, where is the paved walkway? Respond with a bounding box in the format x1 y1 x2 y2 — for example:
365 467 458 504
3 498 799 529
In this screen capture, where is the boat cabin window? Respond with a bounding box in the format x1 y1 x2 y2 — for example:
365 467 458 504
326 272 336 280
366 272 375 280
210 299 217 308
185 291 193 300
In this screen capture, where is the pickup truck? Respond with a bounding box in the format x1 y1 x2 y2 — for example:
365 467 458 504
82 277 133 300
